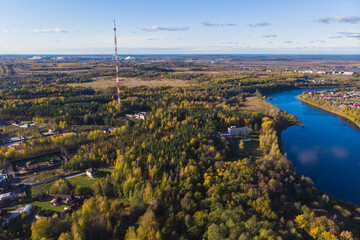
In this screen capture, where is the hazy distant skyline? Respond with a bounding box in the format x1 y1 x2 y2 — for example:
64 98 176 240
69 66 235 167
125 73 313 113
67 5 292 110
0 0 359 54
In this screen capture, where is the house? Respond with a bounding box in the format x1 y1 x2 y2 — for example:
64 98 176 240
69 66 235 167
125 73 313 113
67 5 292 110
343 71 354 76
227 126 250 137
50 197 62 206
42 128 59 136
16 162 27 172
50 158 62 166
103 127 115 134
86 167 99 178
0 192 16 205
51 194 76 206
26 160 39 170
125 111 149 120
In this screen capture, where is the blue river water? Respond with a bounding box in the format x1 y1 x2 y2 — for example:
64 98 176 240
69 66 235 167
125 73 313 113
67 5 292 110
267 88 360 205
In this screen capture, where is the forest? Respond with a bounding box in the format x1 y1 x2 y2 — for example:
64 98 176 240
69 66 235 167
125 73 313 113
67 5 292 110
0 56 359 240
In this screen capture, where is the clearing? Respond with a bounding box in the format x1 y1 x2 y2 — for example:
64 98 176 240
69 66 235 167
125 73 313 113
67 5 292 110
68 76 191 89
67 169 111 188
242 97 280 115
28 200 66 212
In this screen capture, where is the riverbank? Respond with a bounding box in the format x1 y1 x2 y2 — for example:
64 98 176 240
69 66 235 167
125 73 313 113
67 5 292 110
244 96 304 130
261 84 351 96
297 94 360 129
267 88 360 206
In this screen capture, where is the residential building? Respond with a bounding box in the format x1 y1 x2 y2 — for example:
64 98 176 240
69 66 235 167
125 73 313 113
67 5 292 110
86 167 99 178
0 192 16 205
227 126 250 137
26 160 39 170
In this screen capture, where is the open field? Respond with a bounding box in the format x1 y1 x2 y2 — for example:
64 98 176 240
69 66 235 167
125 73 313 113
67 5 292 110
28 200 66 212
23 169 65 184
0 122 50 140
31 182 53 197
67 174 101 188
67 169 111 188
68 76 191 89
242 96 280 114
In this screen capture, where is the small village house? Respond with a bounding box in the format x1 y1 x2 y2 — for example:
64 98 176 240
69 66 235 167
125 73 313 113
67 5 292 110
26 160 39 170
86 167 99 178
0 192 16 205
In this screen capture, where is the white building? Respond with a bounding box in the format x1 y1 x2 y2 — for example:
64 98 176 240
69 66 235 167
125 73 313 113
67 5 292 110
125 112 148 120
86 167 98 178
299 70 313 74
227 126 250 137
343 72 354 76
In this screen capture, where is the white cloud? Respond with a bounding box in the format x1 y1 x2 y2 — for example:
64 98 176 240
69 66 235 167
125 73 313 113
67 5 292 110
3 28 73 33
221 41 239 44
33 28 68 33
142 26 189 32
248 22 271 28
314 16 360 24
3 29 22 33
313 17 332 24
262 34 277 38
330 32 360 39
202 22 238 27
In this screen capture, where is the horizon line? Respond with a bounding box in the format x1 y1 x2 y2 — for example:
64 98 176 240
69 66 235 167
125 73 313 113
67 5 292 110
2 53 360 56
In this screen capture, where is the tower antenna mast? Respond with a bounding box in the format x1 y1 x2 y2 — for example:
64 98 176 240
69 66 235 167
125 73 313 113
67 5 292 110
114 20 121 113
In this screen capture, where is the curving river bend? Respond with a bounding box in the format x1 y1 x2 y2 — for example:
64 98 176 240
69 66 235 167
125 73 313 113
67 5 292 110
267 88 360 206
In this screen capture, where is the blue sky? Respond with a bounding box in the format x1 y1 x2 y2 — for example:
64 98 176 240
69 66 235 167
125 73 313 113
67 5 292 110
0 0 359 54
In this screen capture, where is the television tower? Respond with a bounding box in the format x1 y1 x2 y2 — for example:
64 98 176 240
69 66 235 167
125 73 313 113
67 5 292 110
114 20 121 114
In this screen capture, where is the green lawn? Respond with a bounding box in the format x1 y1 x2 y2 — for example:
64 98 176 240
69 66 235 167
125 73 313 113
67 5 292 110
68 170 110 188
27 201 66 212
31 182 53 197
30 169 111 197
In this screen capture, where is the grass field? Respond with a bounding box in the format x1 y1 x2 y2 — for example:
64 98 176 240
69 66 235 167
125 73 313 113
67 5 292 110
68 174 101 188
28 200 66 212
31 181 53 197
68 76 190 89
0 121 50 140
68 170 111 188
242 96 280 114
25 169 65 183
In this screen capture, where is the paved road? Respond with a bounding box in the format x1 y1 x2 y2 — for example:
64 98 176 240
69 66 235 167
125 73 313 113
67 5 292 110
63 172 85 179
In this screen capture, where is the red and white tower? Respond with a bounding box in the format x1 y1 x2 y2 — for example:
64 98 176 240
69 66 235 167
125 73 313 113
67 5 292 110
114 20 121 113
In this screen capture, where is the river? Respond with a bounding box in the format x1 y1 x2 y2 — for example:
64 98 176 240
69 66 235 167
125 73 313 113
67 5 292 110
267 88 360 205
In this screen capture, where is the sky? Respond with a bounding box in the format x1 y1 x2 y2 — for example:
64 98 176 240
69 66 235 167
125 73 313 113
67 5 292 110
0 0 359 54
